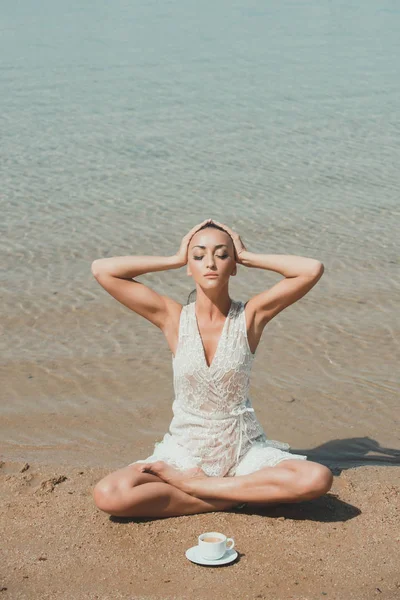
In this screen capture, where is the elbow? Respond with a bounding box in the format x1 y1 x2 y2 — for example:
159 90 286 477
91 259 104 278
311 261 324 278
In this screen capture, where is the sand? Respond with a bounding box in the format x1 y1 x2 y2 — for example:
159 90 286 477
1 460 399 600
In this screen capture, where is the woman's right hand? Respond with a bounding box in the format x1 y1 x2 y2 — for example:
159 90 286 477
175 219 212 266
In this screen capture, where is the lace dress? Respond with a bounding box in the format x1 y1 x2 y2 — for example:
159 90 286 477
129 299 307 477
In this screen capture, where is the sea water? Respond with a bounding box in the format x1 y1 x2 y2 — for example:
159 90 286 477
1 0 399 469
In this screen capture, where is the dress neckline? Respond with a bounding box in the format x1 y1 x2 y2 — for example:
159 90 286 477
193 299 235 370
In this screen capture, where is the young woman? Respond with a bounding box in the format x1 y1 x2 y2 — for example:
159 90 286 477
91 219 333 518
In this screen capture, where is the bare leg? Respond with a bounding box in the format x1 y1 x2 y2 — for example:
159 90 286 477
139 459 333 504
101 482 239 518
93 464 238 518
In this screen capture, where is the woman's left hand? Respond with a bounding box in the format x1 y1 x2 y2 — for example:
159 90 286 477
210 220 247 264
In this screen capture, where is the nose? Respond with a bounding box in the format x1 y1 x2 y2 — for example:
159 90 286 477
206 253 216 269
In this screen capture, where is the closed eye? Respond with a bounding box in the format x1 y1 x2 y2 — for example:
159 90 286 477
193 254 229 260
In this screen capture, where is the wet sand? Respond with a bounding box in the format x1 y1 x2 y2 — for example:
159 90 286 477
1 459 399 600
2 283 399 472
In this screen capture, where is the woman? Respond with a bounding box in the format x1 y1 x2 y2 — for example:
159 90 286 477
91 219 333 518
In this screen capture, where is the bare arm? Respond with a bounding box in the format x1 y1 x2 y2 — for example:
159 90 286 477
239 252 322 277
91 219 212 330
91 255 183 330
241 251 324 325
91 255 182 280
208 220 324 326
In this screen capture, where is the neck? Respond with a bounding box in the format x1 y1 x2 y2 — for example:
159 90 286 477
194 286 232 321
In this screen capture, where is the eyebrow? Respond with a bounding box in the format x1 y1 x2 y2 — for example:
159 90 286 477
192 244 228 250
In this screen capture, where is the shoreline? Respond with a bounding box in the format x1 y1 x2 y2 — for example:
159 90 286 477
1 459 399 599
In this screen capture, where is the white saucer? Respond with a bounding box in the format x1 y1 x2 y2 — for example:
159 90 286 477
185 545 238 566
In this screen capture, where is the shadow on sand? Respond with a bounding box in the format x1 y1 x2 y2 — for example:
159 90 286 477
110 436 400 525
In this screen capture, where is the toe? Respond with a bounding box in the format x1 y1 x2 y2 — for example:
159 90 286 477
151 461 166 471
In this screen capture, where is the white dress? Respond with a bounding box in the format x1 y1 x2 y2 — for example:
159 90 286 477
129 299 307 477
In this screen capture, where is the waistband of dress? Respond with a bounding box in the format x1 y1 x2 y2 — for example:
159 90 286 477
172 400 254 421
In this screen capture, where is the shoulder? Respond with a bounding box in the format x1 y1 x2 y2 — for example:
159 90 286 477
160 296 186 331
241 299 265 354
158 298 188 356
163 296 185 325
241 299 254 325
234 299 255 335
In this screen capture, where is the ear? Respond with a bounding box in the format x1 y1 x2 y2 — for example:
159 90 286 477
187 266 192 276
231 266 237 276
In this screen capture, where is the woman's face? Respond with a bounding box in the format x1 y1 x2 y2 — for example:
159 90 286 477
187 228 236 285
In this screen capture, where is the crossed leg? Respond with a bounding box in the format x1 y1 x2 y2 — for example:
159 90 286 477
93 464 237 518
93 459 333 519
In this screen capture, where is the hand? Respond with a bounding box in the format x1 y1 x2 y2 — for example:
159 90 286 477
175 219 212 266
210 220 247 264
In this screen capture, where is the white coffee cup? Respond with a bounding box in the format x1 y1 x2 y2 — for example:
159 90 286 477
198 532 235 560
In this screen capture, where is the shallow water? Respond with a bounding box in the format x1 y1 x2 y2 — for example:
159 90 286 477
1 0 399 470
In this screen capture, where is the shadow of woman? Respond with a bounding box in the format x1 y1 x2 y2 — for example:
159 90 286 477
291 435 400 476
109 436 399 525
236 435 400 523
235 494 361 524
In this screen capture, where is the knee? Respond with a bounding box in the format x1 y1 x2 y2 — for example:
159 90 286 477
93 480 119 513
301 465 334 498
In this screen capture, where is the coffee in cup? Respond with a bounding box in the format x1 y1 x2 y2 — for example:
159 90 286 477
198 532 235 560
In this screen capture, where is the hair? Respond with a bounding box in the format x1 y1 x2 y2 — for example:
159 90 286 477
186 222 232 305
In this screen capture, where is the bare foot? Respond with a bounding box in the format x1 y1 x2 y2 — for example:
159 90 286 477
138 461 207 493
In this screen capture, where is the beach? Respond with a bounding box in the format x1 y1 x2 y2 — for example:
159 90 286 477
2 0 400 597
1 459 399 599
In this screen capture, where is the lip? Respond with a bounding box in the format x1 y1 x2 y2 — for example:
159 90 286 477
204 274 219 278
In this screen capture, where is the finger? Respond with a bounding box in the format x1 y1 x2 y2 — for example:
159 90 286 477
213 220 235 236
186 219 212 240
194 218 212 230
212 219 229 231
185 219 210 238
